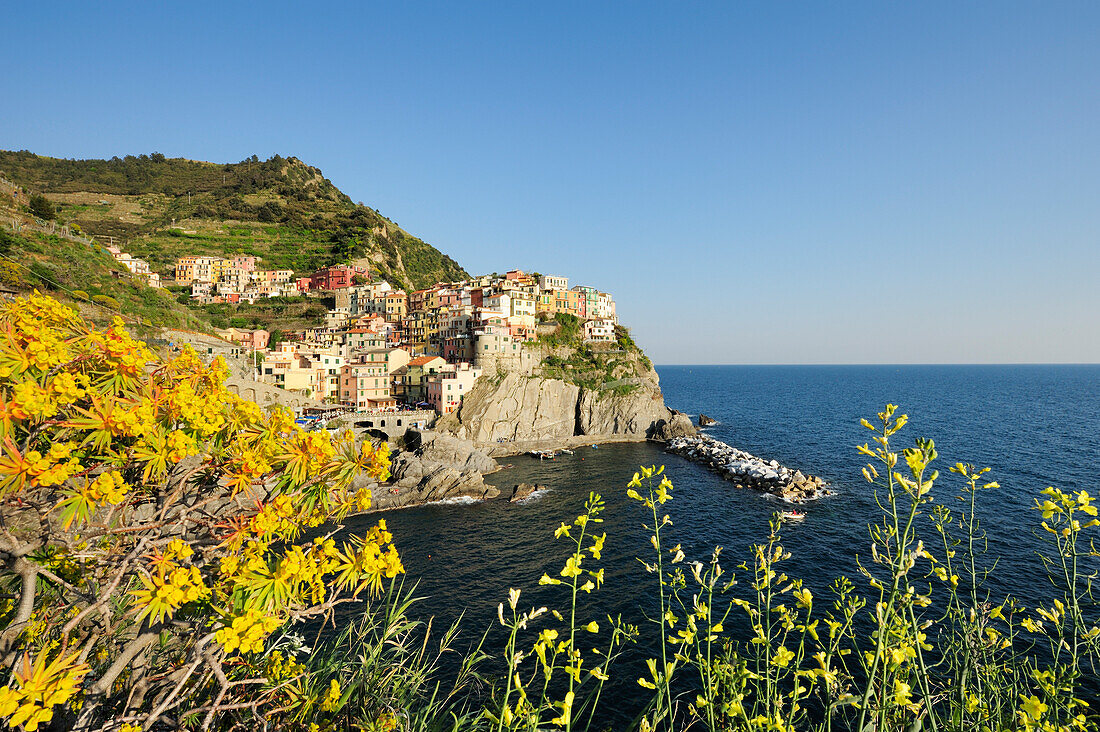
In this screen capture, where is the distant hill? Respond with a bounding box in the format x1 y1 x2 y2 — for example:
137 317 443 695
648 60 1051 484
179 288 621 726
0 150 469 290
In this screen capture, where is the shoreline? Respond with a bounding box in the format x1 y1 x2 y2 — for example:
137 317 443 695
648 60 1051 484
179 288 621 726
357 433 665 514
474 433 658 458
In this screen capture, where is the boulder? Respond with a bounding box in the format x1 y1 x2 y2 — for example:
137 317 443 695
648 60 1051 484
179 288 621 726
697 414 716 427
412 430 499 474
383 430 500 500
510 483 546 502
649 411 698 441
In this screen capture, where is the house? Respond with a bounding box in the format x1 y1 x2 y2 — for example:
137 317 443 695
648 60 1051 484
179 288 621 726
217 327 270 351
426 363 482 415
584 318 616 342
538 274 569 291
302 264 368 292
401 355 447 404
339 355 395 409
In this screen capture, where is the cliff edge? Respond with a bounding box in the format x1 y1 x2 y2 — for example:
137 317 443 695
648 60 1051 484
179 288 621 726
436 318 694 453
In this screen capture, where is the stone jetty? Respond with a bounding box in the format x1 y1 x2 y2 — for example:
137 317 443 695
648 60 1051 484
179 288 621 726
665 435 829 502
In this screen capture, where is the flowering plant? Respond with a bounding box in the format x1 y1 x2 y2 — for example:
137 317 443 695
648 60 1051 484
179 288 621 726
0 294 398 730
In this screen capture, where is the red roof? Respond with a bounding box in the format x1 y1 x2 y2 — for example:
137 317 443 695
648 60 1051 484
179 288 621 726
408 356 443 366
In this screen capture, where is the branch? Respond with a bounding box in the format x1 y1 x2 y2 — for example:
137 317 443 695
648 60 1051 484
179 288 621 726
90 629 160 696
0 556 39 662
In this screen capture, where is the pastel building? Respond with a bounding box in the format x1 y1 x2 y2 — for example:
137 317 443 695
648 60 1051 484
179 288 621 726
426 363 482 415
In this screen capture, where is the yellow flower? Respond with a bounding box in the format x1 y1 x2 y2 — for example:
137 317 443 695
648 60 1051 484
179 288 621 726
893 678 912 706
560 555 583 578
321 678 342 712
1019 694 1048 721
0 651 89 731
772 646 795 668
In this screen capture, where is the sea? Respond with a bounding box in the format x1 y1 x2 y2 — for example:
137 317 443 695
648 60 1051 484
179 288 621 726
336 365 1100 718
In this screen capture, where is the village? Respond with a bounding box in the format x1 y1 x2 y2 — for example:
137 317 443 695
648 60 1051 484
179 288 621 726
171 257 619 417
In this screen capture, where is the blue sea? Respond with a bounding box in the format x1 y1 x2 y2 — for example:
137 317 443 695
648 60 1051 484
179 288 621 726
338 365 1100 716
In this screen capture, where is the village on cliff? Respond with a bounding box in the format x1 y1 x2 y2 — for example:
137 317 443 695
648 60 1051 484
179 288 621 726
169 257 619 417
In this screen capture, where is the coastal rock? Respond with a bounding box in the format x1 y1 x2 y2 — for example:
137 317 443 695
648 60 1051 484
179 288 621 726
510 482 546 502
577 385 670 437
698 414 716 427
407 430 499 474
649 411 698 441
436 373 580 443
665 434 830 503
379 430 501 505
437 368 696 448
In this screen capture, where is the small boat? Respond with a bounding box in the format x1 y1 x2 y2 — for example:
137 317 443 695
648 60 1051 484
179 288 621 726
591 444 599 449
560 449 574 455
780 510 806 521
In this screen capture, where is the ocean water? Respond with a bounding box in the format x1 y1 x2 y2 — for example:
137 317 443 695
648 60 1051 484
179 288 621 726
336 365 1100 715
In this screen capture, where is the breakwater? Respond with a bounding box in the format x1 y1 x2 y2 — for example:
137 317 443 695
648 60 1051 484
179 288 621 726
664 434 829 502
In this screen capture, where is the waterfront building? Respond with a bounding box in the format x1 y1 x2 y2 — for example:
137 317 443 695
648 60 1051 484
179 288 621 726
425 362 482 415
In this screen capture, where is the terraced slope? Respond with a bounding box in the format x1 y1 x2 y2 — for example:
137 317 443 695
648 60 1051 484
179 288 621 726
0 151 468 290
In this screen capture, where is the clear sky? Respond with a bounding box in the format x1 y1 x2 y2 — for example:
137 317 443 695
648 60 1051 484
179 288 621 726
2 2 1098 364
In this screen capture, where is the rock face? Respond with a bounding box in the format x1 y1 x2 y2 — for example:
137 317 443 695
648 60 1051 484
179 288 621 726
698 414 716 427
437 366 696 448
577 387 669 438
437 373 580 443
510 483 546 502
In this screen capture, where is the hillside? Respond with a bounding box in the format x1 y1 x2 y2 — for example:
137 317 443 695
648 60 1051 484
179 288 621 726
0 150 468 291
0 225 210 333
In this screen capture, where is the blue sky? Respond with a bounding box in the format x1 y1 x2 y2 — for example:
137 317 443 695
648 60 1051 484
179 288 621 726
2 2 1098 363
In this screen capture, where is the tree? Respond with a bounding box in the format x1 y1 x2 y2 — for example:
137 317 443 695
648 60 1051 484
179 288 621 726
0 294 397 730
257 201 284 223
27 195 54 220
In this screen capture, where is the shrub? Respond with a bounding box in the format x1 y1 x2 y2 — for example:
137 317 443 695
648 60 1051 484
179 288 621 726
28 261 58 289
257 200 285 223
28 194 54 220
0 261 22 289
0 294 396 730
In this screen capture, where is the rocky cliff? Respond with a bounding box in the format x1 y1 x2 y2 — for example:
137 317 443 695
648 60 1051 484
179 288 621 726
350 430 502 511
436 339 695 450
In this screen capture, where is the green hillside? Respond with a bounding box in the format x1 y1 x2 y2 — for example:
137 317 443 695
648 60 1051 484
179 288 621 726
0 150 469 290
0 226 210 333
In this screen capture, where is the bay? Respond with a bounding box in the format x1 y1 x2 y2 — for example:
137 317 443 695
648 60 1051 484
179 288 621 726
336 364 1100 718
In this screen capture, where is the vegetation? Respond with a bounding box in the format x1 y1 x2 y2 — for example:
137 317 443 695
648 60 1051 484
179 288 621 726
0 294 397 730
0 226 212 331
534 314 651 391
0 150 469 290
26 196 53 221
196 296 328 332
3 295 1097 731
473 410 1100 731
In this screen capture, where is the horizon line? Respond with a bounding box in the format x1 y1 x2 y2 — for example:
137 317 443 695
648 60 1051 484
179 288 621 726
653 362 1100 368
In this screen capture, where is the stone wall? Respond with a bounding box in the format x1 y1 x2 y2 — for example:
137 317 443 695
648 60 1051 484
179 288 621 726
473 348 541 376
